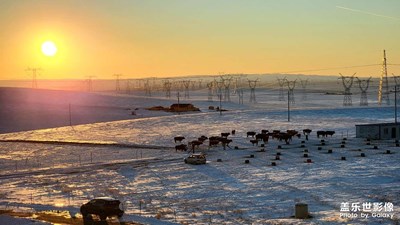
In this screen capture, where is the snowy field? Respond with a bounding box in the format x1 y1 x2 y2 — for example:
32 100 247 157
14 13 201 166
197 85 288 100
0 78 399 225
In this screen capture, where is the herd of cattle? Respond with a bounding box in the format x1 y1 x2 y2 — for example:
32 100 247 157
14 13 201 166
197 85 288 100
174 129 335 152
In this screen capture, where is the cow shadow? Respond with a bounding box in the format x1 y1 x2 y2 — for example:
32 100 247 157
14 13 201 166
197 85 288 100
82 215 126 225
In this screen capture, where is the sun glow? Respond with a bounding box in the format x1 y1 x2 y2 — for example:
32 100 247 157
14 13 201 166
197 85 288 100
41 41 57 57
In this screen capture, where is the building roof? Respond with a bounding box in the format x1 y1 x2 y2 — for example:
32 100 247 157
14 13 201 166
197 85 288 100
356 122 400 127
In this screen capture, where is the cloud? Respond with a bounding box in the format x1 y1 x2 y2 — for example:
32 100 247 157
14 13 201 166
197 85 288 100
336 6 400 21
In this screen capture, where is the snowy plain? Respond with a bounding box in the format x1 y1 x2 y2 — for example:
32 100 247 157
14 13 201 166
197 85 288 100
0 77 399 225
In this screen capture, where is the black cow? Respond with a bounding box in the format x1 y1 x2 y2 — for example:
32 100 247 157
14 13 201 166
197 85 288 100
317 131 326 138
221 132 230 138
175 144 188 152
188 140 203 152
325 131 335 137
255 133 269 143
247 131 256 138
198 136 208 142
174 136 185 143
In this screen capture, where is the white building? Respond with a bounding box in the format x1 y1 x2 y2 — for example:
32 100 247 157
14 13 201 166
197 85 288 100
355 123 400 140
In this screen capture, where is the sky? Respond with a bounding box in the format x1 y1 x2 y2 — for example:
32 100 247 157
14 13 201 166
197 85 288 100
0 0 399 80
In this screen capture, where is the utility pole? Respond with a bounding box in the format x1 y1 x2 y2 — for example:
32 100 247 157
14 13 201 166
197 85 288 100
216 81 224 115
392 75 400 106
395 85 398 124
287 90 290 122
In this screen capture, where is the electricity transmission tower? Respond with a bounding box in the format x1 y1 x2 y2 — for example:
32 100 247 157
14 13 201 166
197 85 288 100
198 79 203 89
85 76 96 92
26 67 41 88
191 80 196 90
231 74 246 95
125 79 133 94
207 82 213 102
221 75 233 102
216 80 224 112
299 78 308 101
356 77 372 106
339 73 356 106
286 80 297 105
144 79 152 96
237 88 244 104
113 74 123 92
182 80 191 99
248 79 259 103
163 80 172 98
277 77 287 101
392 74 400 86
378 50 390 105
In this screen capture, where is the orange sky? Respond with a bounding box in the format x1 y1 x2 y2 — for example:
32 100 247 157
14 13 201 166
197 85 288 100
0 0 399 80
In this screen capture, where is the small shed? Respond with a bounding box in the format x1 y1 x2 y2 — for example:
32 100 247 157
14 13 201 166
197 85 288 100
355 123 400 140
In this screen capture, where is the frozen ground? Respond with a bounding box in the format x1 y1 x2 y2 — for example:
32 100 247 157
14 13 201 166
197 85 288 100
0 80 399 224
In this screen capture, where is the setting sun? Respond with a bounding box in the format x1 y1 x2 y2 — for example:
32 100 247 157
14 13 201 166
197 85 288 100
41 41 57 57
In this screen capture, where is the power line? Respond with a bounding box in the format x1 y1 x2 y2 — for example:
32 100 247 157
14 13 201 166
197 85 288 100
271 64 380 74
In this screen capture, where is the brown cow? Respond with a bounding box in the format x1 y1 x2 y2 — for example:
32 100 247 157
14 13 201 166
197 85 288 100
188 140 203 153
273 132 292 144
250 139 259 146
220 138 232 150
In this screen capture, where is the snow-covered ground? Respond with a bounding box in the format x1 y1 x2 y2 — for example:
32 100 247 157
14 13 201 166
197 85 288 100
0 79 399 224
0 215 51 225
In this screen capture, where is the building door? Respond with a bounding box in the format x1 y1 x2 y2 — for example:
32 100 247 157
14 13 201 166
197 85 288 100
392 127 397 139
